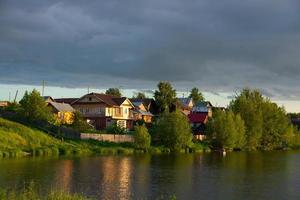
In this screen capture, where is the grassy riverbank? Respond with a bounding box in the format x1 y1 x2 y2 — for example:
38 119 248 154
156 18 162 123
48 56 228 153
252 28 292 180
0 183 92 200
0 118 209 158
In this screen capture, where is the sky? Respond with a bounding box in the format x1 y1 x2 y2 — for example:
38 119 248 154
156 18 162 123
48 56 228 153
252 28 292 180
1 0 300 112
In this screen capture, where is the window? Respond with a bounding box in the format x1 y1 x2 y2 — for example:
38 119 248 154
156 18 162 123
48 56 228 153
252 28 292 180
125 108 128 114
89 97 92 101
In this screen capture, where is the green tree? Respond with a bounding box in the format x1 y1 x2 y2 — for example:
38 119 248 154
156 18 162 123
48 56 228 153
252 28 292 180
105 88 121 97
153 110 192 151
206 110 246 150
154 81 176 113
229 88 264 149
19 89 53 122
70 111 91 132
229 88 296 150
134 124 151 149
189 87 204 104
133 92 146 99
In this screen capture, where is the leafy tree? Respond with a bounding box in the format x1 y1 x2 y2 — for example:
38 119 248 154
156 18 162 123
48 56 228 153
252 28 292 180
189 87 204 104
19 89 53 122
105 88 121 97
133 92 146 99
153 110 192 151
229 88 296 150
134 124 151 149
229 88 264 149
70 111 91 132
206 110 246 150
154 81 176 113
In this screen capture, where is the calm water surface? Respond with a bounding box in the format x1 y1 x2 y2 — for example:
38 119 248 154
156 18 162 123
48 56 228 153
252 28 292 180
0 151 300 200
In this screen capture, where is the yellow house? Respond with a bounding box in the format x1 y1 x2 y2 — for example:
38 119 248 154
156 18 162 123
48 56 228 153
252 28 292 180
47 101 75 125
132 101 153 123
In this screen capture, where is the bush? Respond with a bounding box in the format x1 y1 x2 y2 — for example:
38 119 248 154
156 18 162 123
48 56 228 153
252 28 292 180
134 124 151 149
153 110 193 151
106 123 127 134
70 111 92 132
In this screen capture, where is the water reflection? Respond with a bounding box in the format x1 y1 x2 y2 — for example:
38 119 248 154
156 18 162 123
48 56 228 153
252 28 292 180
0 151 300 199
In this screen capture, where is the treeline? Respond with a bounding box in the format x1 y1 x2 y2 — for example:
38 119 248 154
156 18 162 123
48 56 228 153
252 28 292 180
207 88 300 150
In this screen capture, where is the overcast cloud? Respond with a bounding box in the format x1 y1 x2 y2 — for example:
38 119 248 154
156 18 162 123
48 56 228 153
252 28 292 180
1 0 300 100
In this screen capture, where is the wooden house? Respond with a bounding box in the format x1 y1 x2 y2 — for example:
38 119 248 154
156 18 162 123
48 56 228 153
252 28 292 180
72 93 135 130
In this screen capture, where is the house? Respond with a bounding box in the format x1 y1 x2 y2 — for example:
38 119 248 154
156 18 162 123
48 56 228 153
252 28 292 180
177 98 194 115
188 101 213 140
130 98 159 115
43 96 75 124
192 101 213 117
72 93 135 130
48 101 75 124
131 101 153 123
0 101 9 108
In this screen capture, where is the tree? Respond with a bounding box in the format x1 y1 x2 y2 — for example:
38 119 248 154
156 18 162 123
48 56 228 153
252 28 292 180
229 88 264 149
153 110 192 151
154 81 176 113
134 124 151 149
70 111 91 132
133 92 146 99
229 88 296 150
105 88 121 97
206 110 246 150
189 87 204 104
19 89 53 122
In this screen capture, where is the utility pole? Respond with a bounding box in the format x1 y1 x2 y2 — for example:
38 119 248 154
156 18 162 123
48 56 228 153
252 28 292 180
88 86 90 94
42 80 45 96
9 92 11 102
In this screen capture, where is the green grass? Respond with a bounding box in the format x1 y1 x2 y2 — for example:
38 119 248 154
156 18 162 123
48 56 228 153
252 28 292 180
0 182 92 200
0 118 172 158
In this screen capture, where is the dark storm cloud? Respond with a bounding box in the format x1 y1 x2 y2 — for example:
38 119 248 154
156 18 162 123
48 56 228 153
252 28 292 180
1 0 300 99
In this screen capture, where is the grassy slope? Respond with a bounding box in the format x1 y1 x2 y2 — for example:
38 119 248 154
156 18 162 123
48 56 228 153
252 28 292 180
0 118 170 158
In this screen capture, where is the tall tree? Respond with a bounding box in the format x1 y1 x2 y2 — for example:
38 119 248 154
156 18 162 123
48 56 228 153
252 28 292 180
19 89 53 122
189 87 204 104
105 88 121 97
154 81 176 113
133 92 146 99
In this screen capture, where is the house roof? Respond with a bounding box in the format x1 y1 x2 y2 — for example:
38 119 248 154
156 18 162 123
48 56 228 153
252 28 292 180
48 102 75 112
133 109 153 116
178 98 193 106
74 93 133 107
43 96 55 102
130 98 154 108
194 101 213 108
55 98 79 104
188 113 208 123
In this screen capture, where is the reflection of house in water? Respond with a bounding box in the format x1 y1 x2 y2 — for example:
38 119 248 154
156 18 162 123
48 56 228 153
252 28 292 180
100 157 133 199
54 160 74 191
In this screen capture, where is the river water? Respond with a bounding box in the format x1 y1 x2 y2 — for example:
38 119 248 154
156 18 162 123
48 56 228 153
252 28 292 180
0 151 300 200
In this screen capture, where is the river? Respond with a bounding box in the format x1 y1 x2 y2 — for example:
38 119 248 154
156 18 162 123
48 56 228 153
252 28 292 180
0 151 300 199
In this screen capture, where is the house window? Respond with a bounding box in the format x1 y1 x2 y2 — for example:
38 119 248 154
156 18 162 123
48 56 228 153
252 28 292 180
125 108 128 114
80 108 84 113
86 108 89 113
89 97 92 101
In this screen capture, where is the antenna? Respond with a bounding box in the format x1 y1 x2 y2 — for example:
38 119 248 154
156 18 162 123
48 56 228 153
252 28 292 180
14 90 18 103
42 80 45 96
88 86 90 94
9 92 11 102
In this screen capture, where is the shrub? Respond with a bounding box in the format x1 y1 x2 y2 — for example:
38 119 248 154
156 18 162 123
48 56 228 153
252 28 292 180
134 124 151 149
106 123 127 134
153 110 193 151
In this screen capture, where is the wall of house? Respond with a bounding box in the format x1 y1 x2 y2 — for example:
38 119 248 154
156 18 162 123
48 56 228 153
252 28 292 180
72 103 106 117
56 111 74 125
